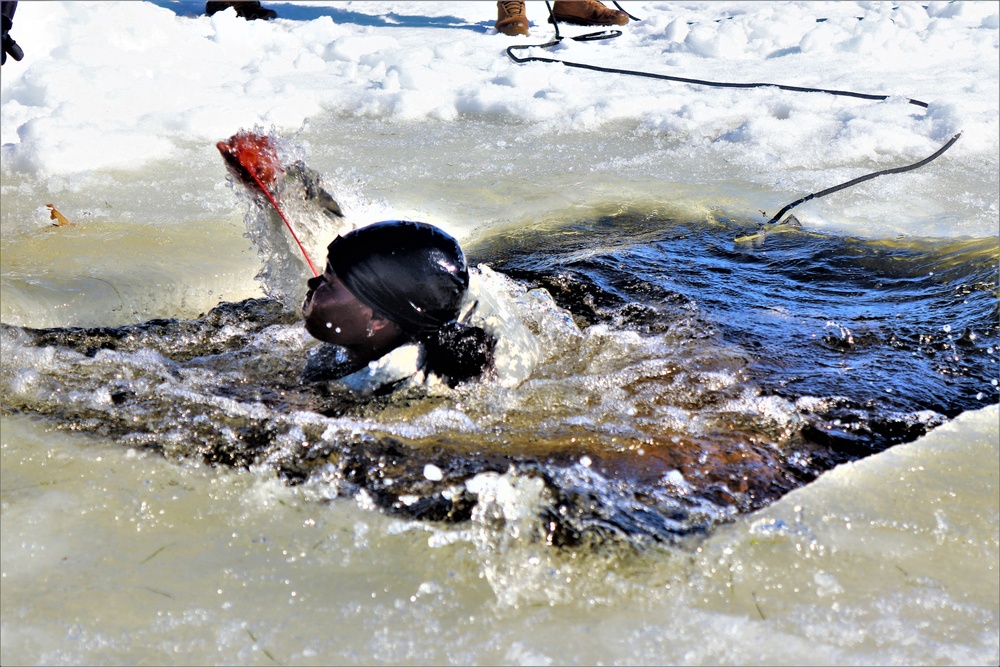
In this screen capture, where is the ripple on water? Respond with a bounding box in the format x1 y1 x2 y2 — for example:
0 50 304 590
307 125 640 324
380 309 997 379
1 211 997 549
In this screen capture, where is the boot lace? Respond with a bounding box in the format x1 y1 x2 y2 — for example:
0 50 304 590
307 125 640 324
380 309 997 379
500 1 526 18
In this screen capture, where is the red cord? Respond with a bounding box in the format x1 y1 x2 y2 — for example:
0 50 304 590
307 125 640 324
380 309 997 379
248 171 320 277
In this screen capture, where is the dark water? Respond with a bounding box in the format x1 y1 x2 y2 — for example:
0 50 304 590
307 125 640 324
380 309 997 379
481 213 999 454
2 211 997 546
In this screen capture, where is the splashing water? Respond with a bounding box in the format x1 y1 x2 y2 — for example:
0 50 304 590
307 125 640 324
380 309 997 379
3 202 995 554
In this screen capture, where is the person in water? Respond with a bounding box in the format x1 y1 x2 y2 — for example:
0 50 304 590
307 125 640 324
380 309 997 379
217 130 539 396
301 220 499 393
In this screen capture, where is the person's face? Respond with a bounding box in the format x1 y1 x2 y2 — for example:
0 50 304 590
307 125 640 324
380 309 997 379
302 268 404 360
303 268 375 346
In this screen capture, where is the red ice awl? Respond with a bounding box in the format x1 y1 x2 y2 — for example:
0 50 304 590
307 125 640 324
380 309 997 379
217 131 320 277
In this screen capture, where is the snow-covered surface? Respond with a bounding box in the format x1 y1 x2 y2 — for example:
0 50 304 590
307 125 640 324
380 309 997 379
2 1 998 238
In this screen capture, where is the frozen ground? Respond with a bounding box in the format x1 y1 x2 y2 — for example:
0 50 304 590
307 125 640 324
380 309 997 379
1 0 997 241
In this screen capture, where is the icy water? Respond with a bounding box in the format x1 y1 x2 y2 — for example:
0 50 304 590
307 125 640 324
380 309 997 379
2 117 999 664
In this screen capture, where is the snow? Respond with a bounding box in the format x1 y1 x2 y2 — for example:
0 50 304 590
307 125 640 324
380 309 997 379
1 0 998 238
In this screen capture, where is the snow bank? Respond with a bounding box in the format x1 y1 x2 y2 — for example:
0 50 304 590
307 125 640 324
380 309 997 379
1 1 997 234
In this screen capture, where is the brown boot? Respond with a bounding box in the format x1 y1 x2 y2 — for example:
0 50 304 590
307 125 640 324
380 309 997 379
551 0 628 26
496 1 529 36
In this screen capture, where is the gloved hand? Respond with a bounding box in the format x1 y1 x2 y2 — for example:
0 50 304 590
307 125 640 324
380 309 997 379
2 0 24 66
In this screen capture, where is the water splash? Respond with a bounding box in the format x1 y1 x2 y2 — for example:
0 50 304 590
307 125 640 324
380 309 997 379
1 209 996 557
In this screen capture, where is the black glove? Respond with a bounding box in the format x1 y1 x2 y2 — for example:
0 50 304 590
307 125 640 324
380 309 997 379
2 0 24 66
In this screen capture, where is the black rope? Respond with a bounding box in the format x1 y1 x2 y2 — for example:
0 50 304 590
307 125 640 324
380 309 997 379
764 131 962 225
507 43 930 108
611 1 641 23
543 0 562 42
506 8 961 227
541 1 623 45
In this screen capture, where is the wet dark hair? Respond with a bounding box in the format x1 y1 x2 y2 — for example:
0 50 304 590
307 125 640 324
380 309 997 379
423 319 497 387
324 220 496 384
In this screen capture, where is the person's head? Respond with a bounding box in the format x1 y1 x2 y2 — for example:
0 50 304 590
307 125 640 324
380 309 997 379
302 220 495 384
302 268 407 360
